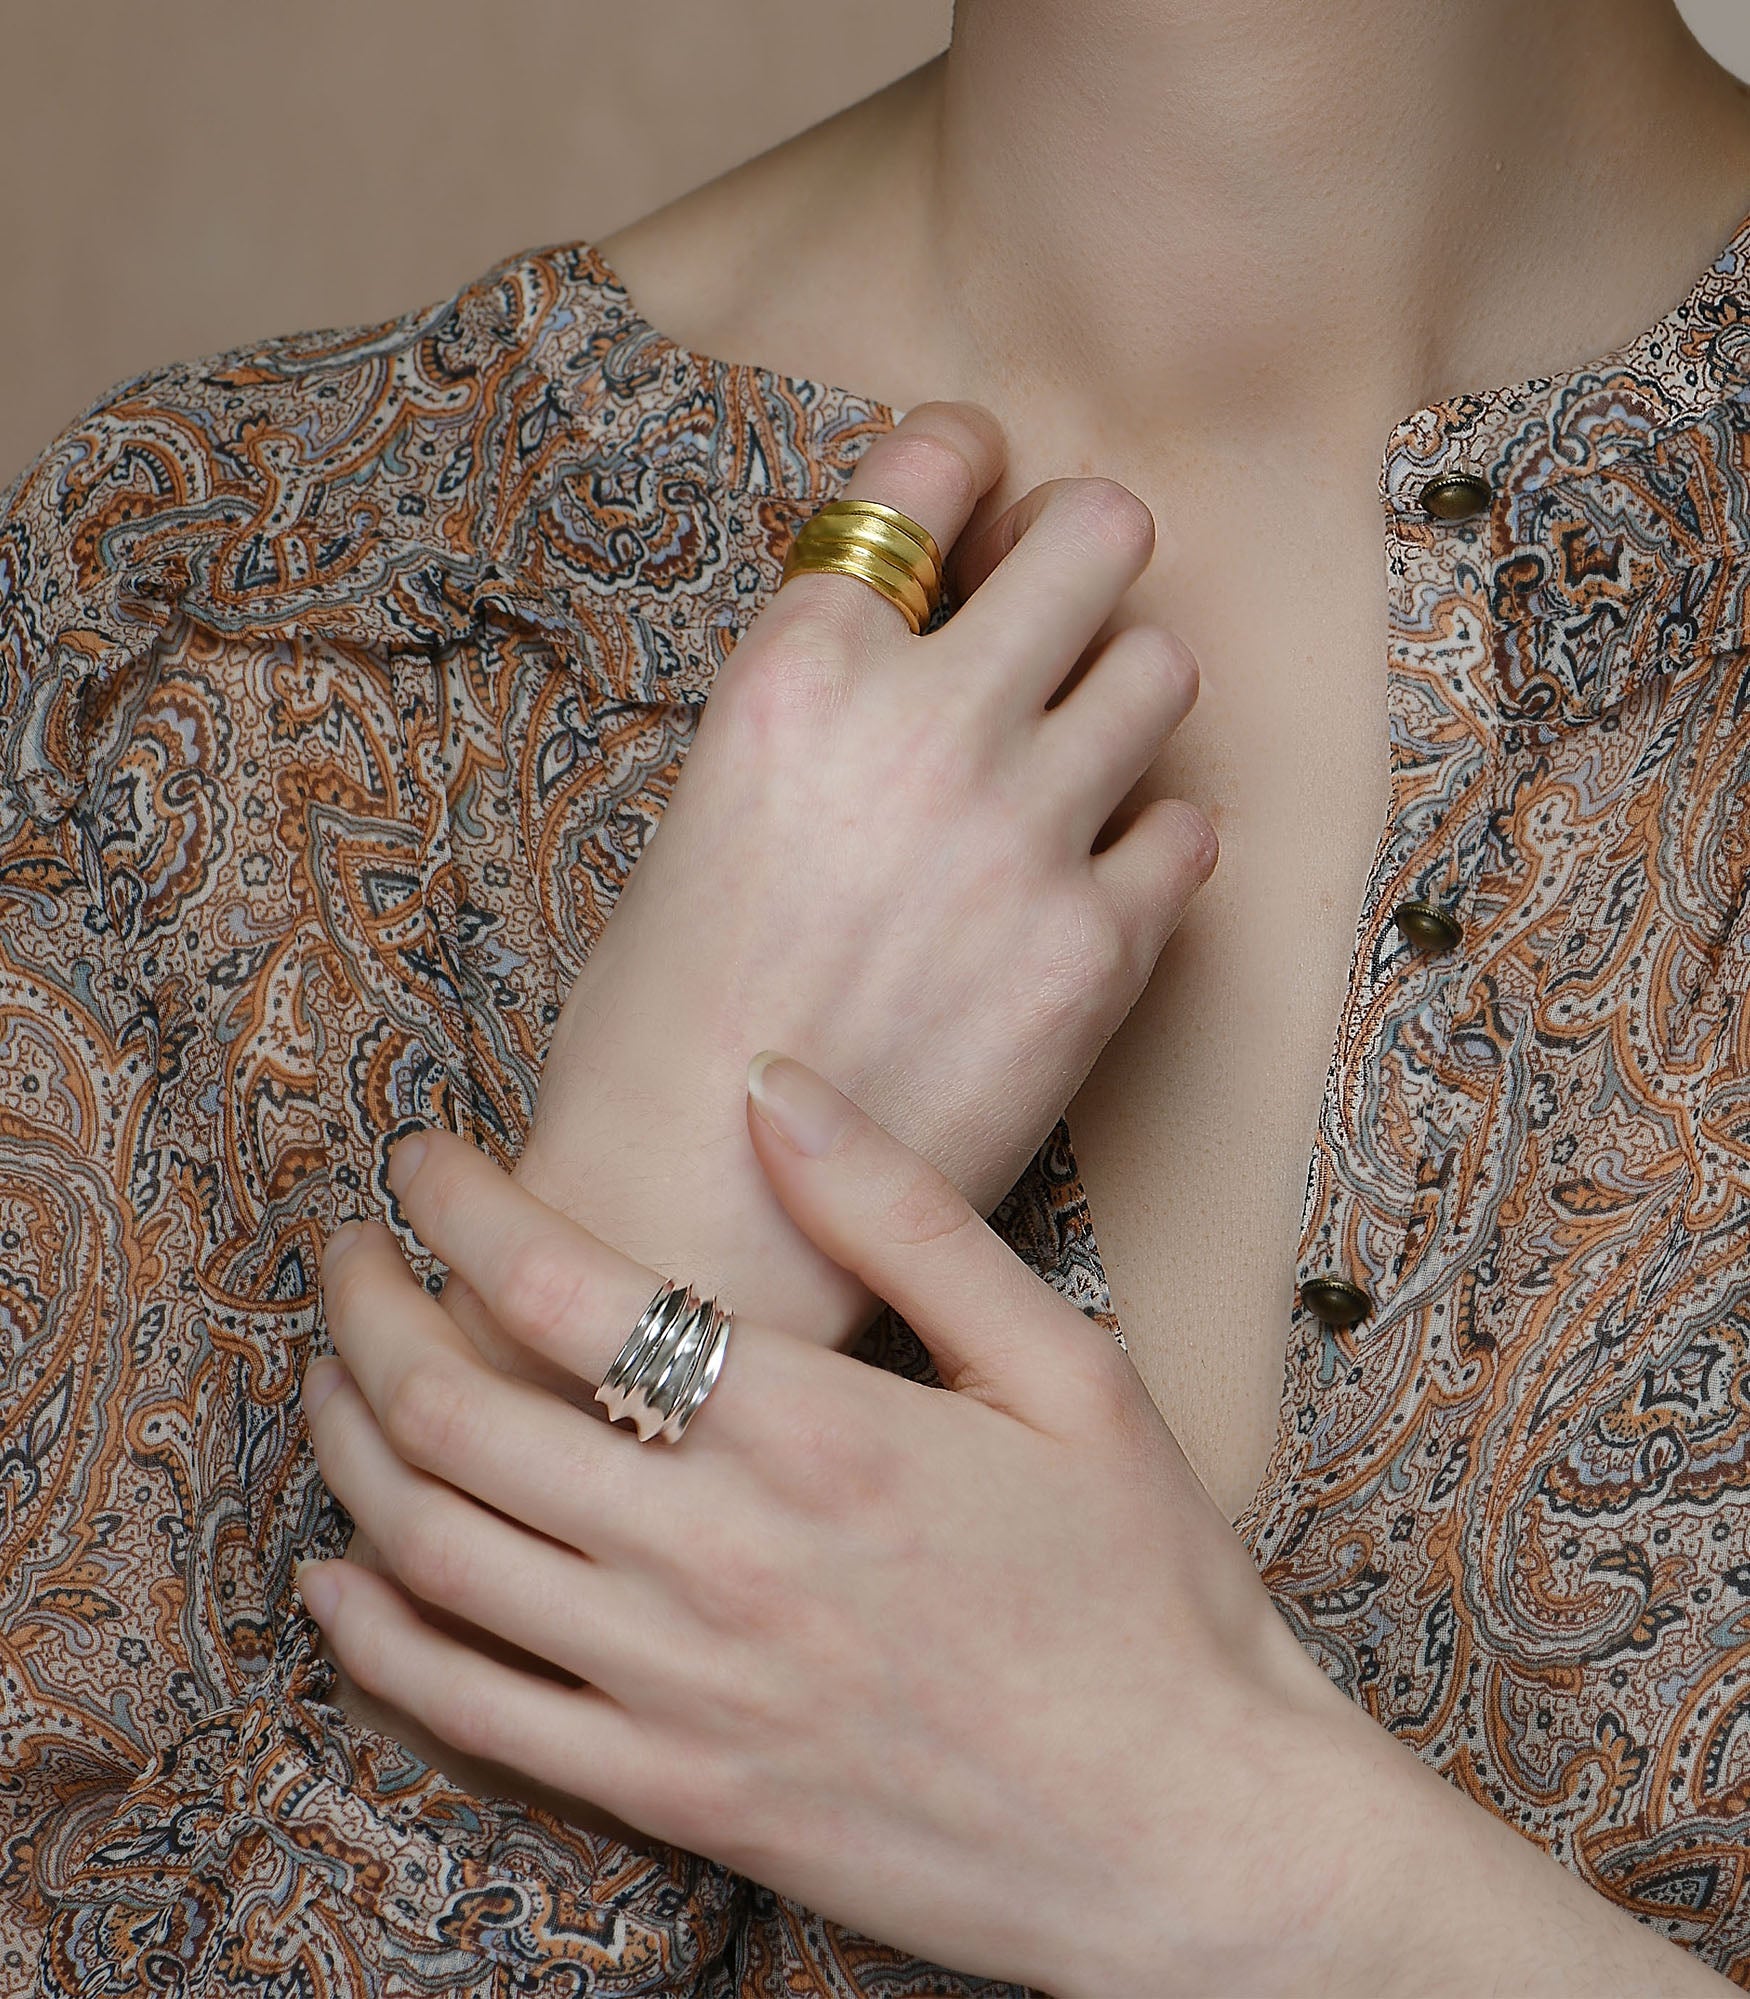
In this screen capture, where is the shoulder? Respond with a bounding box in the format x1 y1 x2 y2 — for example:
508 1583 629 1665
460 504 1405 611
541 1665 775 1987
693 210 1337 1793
0 241 668 833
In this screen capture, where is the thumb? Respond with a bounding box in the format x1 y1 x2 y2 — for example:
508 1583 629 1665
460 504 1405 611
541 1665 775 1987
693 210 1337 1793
743 1049 1128 1429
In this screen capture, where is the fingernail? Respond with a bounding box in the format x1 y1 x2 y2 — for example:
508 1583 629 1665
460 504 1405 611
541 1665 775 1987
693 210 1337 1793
387 1132 429 1197
296 1558 339 1621
746 1050 852 1157
323 1220 366 1271
300 1355 346 1420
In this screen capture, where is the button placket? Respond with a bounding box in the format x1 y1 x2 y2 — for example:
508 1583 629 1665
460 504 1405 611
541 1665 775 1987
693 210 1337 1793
1295 455 1499 1340
1391 460 1506 1280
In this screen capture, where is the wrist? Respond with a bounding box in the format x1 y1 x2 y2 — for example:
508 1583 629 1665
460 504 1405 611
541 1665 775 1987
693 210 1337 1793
1235 1683 1725 1999
1052 1663 1506 1999
514 1105 882 1353
1353 1747 1730 1998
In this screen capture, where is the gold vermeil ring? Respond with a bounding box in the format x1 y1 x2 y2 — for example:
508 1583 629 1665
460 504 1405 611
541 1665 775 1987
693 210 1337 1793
779 497 946 634
803 499 944 588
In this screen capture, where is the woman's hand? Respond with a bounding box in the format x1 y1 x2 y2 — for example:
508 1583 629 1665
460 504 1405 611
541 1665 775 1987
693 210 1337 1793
512 400 1216 1356
299 1053 1410 1999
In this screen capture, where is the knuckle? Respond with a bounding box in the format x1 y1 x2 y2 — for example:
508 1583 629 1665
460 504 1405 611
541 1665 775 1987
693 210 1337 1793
770 1403 890 1519
1065 1331 1140 1425
391 1501 471 1607
894 700 985 806
1033 896 1135 1031
382 1362 474 1468
698 1641 786 1741
1073 478 1156 559
1069 897 1133 993
719 637 840 728
860 426 981 517
689 1544 785 1639
879 1163 977 1251
497 1236 592 1347
435 1679 509 1764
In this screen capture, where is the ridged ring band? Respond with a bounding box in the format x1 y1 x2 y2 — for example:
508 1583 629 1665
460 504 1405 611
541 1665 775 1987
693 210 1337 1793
778 498 946 635
595 1276 734 1444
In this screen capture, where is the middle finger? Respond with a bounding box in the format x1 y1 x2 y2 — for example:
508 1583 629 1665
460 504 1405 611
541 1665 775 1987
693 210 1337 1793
944 477 1160 712
377 1127 804 1453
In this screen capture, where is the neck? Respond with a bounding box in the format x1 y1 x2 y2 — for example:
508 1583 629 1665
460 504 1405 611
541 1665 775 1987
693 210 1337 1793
913 0 1750 458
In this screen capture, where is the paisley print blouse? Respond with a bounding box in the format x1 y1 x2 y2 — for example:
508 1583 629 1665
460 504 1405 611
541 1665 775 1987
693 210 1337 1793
9 202 1750 1991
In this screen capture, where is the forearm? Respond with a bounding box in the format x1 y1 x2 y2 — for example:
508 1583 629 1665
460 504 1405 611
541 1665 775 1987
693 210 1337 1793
1076 1688 1730 1999
512 1055 884 1353
1360 1749 1731 1999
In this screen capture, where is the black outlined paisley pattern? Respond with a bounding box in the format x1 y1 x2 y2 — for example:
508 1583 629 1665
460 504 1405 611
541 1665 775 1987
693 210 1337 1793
7 208 1750 1987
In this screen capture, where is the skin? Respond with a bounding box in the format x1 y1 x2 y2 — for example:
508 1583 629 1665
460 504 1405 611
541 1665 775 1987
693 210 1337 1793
310 0 1750 1981
606 0 1750 455
586 0 1750 1525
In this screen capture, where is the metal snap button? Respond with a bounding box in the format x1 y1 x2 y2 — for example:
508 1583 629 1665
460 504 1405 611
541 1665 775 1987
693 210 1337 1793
1298 1276 1374 1327
1391 898 1463 954
1418 471 1493 521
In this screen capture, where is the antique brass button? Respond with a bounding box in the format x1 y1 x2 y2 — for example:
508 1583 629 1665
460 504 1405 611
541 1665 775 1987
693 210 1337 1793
1298 1276 1374 1327
1391 898 1463 954
1418 471 1493 521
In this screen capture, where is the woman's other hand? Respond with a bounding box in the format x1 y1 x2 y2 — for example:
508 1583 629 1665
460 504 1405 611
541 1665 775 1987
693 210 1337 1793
515 400 1217 1355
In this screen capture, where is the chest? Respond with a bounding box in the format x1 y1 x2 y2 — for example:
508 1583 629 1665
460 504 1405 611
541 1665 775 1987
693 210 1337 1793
1062 506 1398 1525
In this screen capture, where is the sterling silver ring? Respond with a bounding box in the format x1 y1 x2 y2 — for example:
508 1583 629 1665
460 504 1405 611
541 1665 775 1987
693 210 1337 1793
595 1277 733 1444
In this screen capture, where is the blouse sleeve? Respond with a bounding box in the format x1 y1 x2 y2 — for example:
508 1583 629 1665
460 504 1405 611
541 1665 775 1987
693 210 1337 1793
0 346 751 1997
0 262 1040 1996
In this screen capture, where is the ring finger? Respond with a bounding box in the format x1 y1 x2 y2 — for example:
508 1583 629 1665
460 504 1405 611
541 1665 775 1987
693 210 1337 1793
304 1359 692 1711
763 400 1004 650
377 1128 809 1455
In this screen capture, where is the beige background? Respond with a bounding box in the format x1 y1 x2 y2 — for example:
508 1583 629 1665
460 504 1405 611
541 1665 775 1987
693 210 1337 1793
5 0 1750 487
